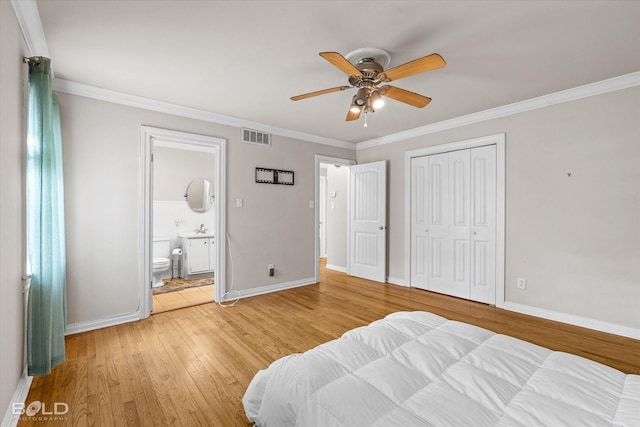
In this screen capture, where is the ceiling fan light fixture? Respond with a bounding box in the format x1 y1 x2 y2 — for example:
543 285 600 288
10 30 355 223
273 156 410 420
354 88 367 106
370 90 384 109
349 95 363 113
365 96 375 114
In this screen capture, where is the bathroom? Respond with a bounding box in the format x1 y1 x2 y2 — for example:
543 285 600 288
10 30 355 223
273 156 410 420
151 140 216 313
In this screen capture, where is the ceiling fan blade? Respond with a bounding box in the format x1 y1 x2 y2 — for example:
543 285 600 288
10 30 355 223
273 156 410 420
319 52 362 77
346 107 362 121
291 86 351 101
381 53 445 82
380 85 432 108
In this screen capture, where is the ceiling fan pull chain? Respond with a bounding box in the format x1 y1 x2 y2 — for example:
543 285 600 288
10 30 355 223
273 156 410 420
364 111 368 128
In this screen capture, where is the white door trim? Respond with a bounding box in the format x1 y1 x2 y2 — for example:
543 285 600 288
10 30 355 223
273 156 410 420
319 175 327 258
404 133 505 307
314 155 356 283
139 126 227 318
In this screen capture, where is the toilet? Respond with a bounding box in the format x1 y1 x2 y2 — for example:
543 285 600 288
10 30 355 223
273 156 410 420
152 237 171 288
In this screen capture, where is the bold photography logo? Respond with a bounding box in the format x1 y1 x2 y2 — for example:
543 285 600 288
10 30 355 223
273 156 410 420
13 400 69 419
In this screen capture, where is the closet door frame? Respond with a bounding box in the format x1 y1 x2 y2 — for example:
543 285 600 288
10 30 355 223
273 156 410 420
404 133 505 307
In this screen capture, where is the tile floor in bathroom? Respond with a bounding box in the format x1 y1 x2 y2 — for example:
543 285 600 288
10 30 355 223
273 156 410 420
152 284 214 314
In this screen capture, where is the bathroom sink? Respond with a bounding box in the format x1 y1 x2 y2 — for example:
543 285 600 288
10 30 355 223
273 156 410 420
179 231 214 238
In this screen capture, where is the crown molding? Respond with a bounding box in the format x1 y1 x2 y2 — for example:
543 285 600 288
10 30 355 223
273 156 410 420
356 71 640 150
10 0 49 57
51 78 355 150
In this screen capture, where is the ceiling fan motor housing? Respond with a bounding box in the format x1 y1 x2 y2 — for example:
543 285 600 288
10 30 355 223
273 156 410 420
356 58 383 74
349 58 384 86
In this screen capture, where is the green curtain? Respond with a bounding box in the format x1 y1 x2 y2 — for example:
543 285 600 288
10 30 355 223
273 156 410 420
26 56 67 376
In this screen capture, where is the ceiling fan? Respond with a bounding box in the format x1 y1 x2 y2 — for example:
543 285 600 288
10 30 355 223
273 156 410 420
291 48 446 125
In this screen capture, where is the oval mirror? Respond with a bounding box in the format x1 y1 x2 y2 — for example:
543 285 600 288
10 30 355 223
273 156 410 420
185 178 214 212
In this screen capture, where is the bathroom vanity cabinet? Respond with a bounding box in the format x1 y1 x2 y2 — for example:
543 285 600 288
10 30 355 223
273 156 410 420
180 233 215 277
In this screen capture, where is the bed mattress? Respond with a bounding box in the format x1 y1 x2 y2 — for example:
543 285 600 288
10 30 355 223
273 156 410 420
243 311 640 426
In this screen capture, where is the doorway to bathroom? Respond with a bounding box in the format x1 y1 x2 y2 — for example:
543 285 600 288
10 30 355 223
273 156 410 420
139 127 226 319
151 140 216 313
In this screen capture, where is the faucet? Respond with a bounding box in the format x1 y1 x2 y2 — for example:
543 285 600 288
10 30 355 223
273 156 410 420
195 224 207 234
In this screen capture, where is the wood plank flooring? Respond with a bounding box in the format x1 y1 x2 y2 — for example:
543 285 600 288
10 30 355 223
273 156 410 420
19 262 640 426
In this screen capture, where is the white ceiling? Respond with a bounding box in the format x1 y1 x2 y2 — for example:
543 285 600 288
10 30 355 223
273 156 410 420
35 0 640 145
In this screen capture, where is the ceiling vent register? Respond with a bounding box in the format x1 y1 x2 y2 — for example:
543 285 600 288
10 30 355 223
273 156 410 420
242 128 271 147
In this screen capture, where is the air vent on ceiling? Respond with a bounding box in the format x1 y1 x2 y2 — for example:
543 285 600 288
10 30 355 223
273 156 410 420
242 128 271 147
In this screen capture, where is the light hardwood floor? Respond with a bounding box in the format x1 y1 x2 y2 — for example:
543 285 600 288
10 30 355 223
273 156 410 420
19 262 640 426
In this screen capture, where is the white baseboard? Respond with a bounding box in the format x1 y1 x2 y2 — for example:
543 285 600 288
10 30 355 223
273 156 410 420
1 367 33 427
221 277 317 301
325 264 347 273
387 276 408 287
380 279 639 339
65 311 141 336
64 277 317 333
501 301 640 340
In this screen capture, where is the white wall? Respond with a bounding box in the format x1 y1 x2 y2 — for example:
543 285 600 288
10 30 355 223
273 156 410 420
153 146 215 202
0 0 28 420
153 146 215 254
152 201 214 253
57 92 355 327
325 165 349 270
357 86 640 330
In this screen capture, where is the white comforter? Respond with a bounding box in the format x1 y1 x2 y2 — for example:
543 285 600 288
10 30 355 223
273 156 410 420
243 311 640 426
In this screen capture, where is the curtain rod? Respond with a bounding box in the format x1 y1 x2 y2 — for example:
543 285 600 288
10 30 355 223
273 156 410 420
23 56 42 64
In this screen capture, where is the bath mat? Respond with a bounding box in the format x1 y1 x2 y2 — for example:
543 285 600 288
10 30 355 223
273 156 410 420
152 276 214 295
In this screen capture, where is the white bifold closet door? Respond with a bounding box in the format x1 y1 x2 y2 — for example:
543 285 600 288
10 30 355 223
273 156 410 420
411 145 496 304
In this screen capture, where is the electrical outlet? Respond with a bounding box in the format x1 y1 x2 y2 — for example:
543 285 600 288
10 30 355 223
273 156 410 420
517 278 526 289
268 264 274 277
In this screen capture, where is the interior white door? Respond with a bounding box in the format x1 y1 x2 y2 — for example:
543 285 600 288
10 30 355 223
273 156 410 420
426 151 471 299
349 161 387 282
410 156 430 289
470 145 496 304
410 146 495 304
424 152 449 293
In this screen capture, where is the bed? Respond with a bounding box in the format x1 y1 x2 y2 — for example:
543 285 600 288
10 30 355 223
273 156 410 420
243 311 640 426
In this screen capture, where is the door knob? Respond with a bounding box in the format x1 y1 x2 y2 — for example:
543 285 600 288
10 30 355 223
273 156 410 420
379 226 386 230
